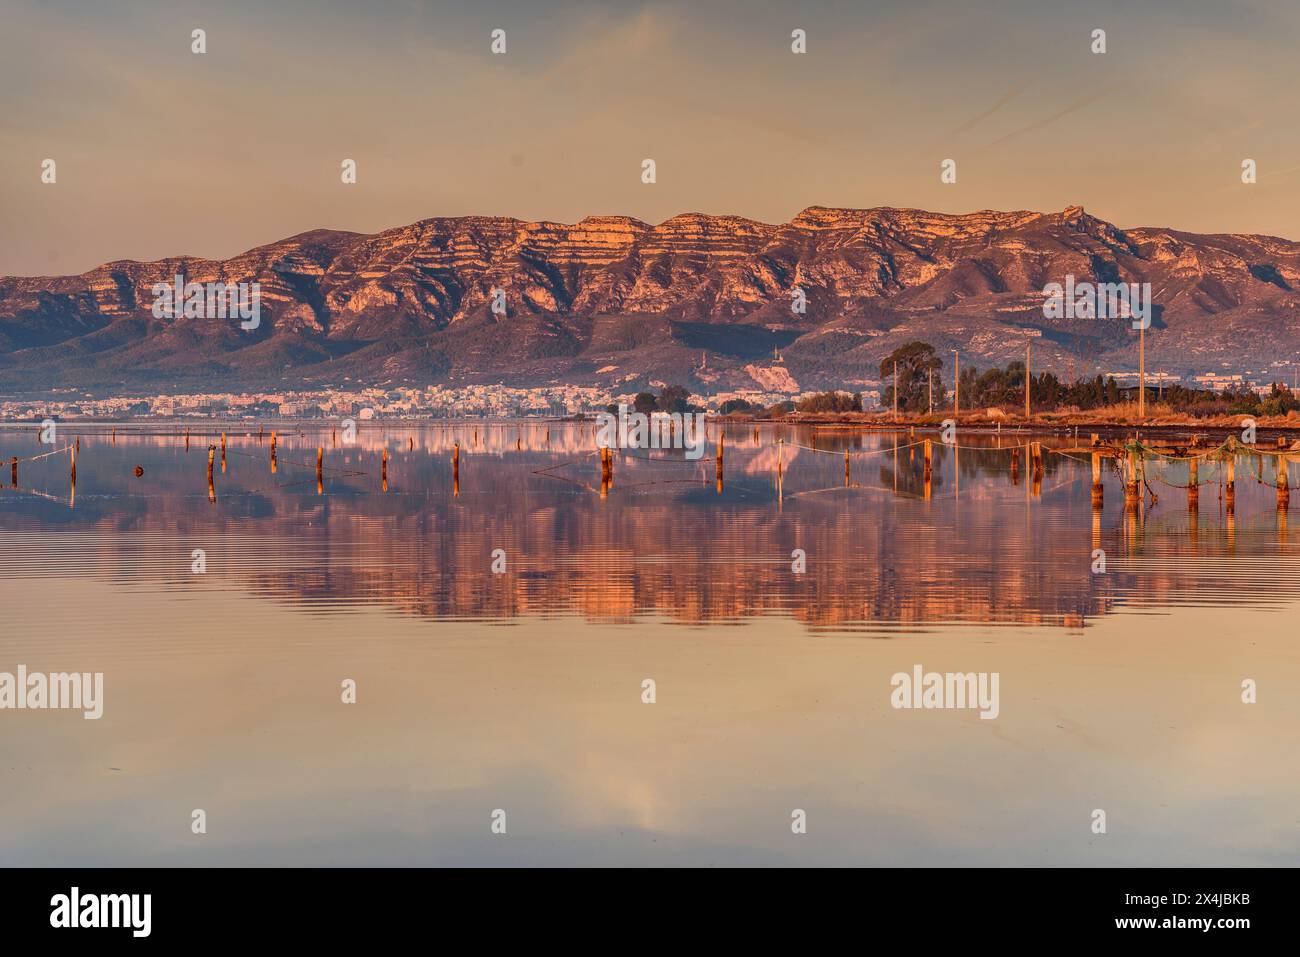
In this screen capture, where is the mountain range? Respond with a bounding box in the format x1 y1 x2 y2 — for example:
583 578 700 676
2 204 1298 396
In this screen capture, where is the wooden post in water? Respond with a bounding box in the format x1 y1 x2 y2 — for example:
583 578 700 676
70 444 77 486
332 427 338 447
381 447 388 491
316 446 324 494
1032 441 1044 482
1188 456 1199 509
844 448 850 488
1010 446 1020 484
112 426 116 445
1225 441 1236 511
206 445 215 502
185 428 190 451
453 441 460 495
221 432 227 473
1091 452 1103 508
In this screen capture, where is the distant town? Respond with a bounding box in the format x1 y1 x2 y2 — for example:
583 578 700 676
1 365 1293 422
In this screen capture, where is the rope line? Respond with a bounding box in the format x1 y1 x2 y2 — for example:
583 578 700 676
4 445 74 463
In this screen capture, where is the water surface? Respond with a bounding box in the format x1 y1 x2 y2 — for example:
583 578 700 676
1 422 1296 865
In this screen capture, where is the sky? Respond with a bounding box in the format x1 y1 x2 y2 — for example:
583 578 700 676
2 0 1299 276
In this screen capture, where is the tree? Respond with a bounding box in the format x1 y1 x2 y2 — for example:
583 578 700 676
796 391 862 413
656 385 692 413
633 392 657 415
880 342 945 412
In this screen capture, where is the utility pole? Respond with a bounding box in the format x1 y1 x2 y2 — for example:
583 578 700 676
953 351 960 417
1025 342 1031 420
1138 323 1146 419
893 361 899 422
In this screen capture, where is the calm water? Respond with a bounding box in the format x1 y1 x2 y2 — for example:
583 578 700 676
1 422 1297 865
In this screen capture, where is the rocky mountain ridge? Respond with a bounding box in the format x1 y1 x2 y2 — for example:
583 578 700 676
2 204 1297 395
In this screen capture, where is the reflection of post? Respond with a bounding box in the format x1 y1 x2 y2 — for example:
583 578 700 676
1091 451 1103 507
1091 499 1101 550
185 428 190 452
70 444 77 487
844 449 850 488
1278 452 1291 510
207 445 216 503
1188 457 1199 510
316 446 324 494
923 439 932 500
381 447 388 492
453 441 461 495
9 456 15 488
1126 500 1138 555
716 434 724 493
221 432 227 473
1010 447 1020 484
